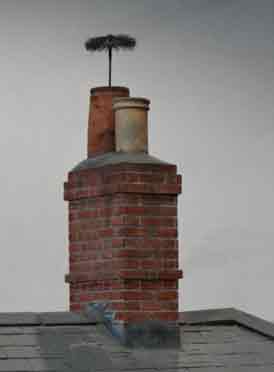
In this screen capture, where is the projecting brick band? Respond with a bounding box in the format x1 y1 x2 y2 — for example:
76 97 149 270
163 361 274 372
65 270 183 283
64 164 182 201
65 161 182 323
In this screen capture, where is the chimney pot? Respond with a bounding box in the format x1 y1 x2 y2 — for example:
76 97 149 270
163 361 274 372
87 86 130 157
113 97 150 153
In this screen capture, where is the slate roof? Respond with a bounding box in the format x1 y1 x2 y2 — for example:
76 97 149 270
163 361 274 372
0 308 273 371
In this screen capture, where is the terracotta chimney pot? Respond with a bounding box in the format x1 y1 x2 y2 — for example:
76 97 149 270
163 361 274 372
87 86 129 157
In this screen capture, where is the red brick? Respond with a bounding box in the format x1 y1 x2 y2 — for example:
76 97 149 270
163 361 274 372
141 302 162 311
125 207 145 215
115 312 150 322
79 210 98 219
159 270 183 280
145 207 177 217
124 301 141 311
101 248 112 259
123 239 145 249
123 291 153 301
69 211 78 221
124 280 140 290
139 174 165 183
141 259 161 270
99 208 112 217
141 281 164 290
161 302 178 311
70 303 82 312
163 259 178 269
79 294 94 302
156 312 178 321
155 228 177 238
111 238 124 248
114 248 155 259
111 206 127 215
110 216 124 225
109 280 125 290
118 259 140 269
143 217 176 227
123 216 140 225
116 227 146 237
109 291 124 300
111 302 126 311
163 280 178 289
159 249 178 259
69 243 81 252
98 228 113 237
158 290 177 301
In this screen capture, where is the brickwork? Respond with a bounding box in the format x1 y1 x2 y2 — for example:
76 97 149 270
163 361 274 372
64 163 182 322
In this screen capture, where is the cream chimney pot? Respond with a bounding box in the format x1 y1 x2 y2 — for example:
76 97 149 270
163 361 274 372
113 97 150 153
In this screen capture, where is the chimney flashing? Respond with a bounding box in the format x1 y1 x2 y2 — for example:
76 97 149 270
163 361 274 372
70 151 171 172
85 302 181 349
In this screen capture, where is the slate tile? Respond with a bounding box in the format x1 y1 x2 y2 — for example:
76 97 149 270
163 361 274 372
0 359 30 371
0 313 39 326
39 312 94 325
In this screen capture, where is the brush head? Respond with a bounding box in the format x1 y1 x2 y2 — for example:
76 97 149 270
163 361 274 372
85 34 136 52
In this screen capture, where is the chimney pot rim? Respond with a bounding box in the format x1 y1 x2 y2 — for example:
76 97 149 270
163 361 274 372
90 86 129 96
113 97 150 111
113 97 150 104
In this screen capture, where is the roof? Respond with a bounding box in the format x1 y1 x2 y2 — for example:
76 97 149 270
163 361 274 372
181 307 274 339
0 308 273 371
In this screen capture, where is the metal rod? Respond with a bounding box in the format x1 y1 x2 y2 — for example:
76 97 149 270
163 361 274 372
108 48 112 87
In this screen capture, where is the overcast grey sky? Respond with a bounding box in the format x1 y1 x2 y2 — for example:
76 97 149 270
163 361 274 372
0 0 273 321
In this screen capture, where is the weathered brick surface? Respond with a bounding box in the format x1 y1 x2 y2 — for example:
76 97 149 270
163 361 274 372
65 163 182 322
87 87 129 157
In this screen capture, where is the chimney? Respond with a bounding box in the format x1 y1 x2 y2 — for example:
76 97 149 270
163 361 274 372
64 87 182 348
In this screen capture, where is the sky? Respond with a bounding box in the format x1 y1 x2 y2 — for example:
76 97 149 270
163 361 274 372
0 0 273 321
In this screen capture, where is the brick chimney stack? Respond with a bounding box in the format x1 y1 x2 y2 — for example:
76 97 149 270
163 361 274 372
64 86 182 348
